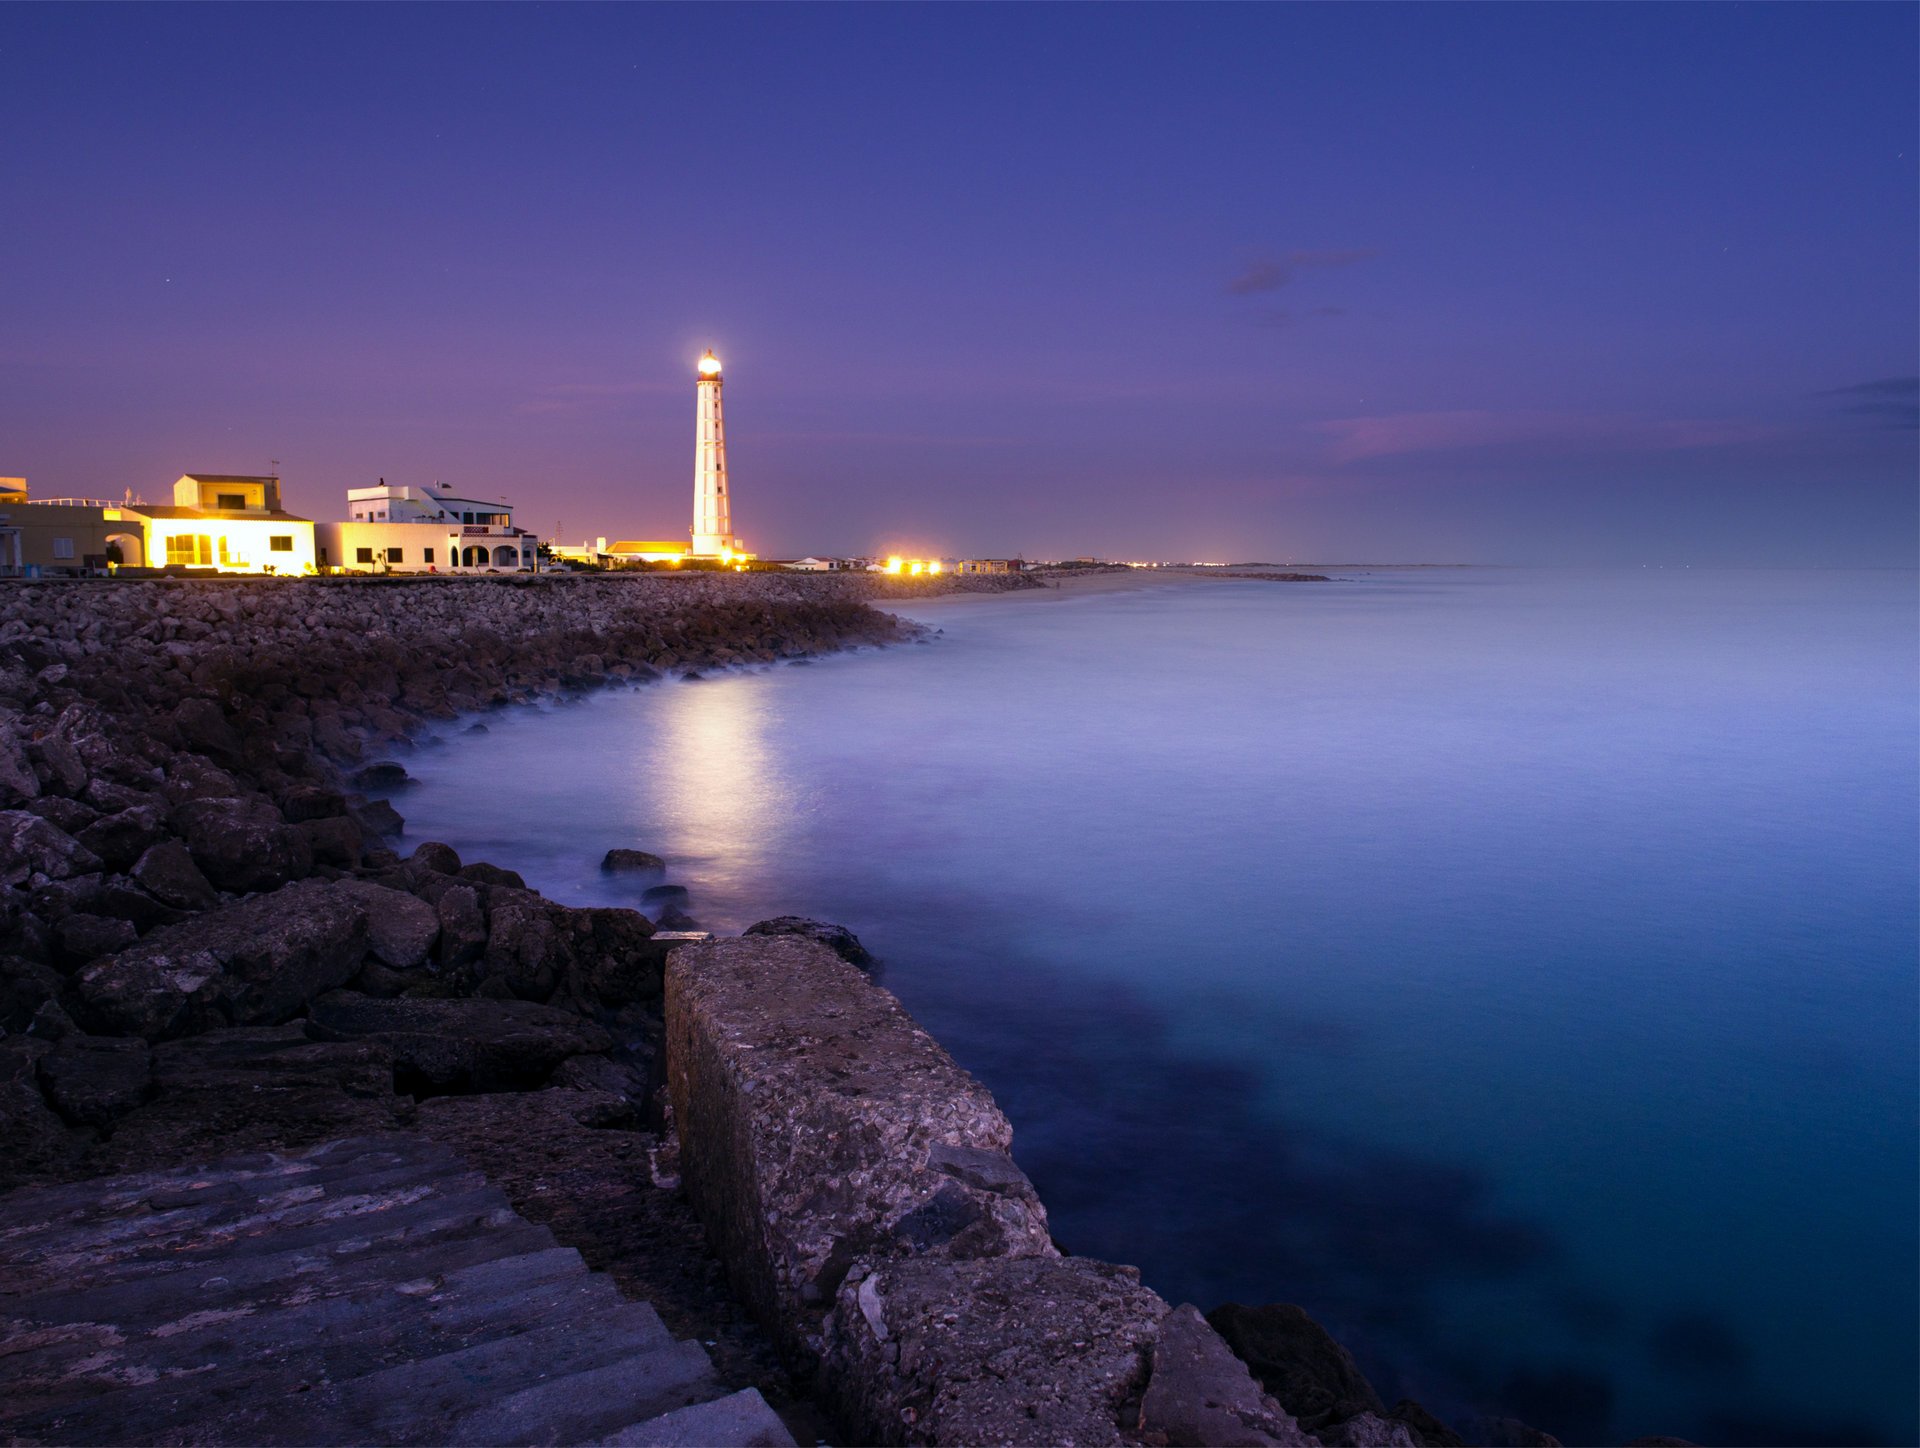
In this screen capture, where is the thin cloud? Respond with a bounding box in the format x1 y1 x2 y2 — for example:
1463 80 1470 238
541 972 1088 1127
1227 249 1377 295
1816 377 1919 429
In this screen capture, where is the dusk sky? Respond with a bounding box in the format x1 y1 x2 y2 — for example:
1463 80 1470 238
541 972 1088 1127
4 4 1914 564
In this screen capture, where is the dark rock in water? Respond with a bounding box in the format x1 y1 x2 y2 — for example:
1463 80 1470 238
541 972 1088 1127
1207 1302 1386 1432
463 722 490 734
601 848 667 874
743 915 876 970
297 814 364 868
129 839 217 911
1387 1399 1466 1447
171 796 312 892
1320 1413 1420 1446
641 883 690 906
306 990 613 1093
78 878 372 1039
36 1033 152 1131
349 796 405 839
410 840 462 875
53 911 138 967
352 760 414 791
1474 1417 1564 1447
655 907 701 932
1138 1303 1313 1445
460 860 527 891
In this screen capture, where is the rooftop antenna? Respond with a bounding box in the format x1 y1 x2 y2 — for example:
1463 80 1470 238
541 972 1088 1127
270 458 280 478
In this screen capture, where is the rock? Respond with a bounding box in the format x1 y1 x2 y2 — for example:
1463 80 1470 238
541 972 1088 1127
78 878 372 1039
129 839 218 910
460 860 526 890
0 1036 82 1190
481 888 574 1000
351 760 413 790
1388 1400 1466 1447
36 1033 152 1131
435 884 488 969
53 911 138 967
0 714 42 805
601 848 667 873
744 915 877 970
333 879 440 969
281 784 348 822
1140 1304 1314 1446
1320 1413 1420 1447
563 907 664 1009
74 804 169 871
170 696 244 762
1207 1303 1386 1432
350 796 404 838
824 1255 1167 1447
1475 1419 1563 1448
655 907 702 932
297 813 364 867
305 991 614 1092
172 795 312 892
667 936 1053 1369
0 810 104 889
409 840 462 875
24 795 97 835
641 883 689 906
0 955 68 1033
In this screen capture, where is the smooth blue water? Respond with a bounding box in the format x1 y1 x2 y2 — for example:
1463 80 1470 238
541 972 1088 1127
398 569 1918 1446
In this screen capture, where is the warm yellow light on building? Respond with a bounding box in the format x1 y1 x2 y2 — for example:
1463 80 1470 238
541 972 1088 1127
885 556 904 574
928 561 942 574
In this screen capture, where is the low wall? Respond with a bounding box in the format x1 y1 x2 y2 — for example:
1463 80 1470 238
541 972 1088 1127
665 936 1312 1447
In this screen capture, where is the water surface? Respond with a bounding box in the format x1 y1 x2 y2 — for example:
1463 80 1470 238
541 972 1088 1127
400 568 1918 1446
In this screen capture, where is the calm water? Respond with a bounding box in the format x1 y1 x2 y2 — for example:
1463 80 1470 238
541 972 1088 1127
399 569 1918 1446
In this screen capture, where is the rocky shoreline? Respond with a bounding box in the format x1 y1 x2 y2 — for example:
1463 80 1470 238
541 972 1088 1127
0 571 1654 1447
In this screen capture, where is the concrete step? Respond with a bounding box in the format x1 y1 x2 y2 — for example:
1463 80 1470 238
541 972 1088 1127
596 1387 794 1447
0 1132 793 1448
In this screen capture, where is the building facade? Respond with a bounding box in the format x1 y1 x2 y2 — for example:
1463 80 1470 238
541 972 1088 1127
318 480 539 573
690 351 742 557
0 474 314 576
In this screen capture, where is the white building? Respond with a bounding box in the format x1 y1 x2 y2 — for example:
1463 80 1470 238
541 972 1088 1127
316 480 539 573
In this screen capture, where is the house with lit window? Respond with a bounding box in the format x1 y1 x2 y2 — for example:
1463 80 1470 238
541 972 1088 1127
314 480 540 574
131 475 317 574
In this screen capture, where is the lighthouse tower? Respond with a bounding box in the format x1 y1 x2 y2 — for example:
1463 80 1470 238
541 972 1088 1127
690 350 738 557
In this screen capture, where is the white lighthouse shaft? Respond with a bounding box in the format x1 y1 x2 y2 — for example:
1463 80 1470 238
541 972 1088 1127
691 352 734 555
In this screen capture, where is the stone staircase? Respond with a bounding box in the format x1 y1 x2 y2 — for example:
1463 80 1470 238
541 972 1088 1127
0 1134 792 1446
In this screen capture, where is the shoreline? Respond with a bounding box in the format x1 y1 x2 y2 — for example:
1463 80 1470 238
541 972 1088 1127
0 571 1617 1447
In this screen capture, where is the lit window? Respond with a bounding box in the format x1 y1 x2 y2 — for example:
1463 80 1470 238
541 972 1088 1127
51 538 74 559
166 534 212 566
269 535 292 551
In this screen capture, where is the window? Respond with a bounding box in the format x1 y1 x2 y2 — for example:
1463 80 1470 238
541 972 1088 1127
387 547 404 563
269 535 292 552
356 547 374 564
318 546 329 565
423 548 434 564
166 534 212 566
51 538 74 559
216 493 247 509
461 512 473 524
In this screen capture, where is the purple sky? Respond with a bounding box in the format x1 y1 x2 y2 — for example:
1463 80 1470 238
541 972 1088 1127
3 5 1914 563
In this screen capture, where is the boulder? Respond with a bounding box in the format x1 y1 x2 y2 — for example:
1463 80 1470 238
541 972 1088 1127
129 839 218 911
0 810 104 889
824 1255 1167 1447
434 883 488 969
333 879 439 969
0 714 42 805
563 906 664 1009
409 840 462 875
24 795 97 835
306 991 613 1092
0 1037 82 1190
170 696 244 762
172 795 312 892
1321 1414 1420 1447
1140 1305 1314 1446
74 804 170 872
53 911 138 967
36 1033 152 1131
641 883 689 906
281 785 348 822
78 879 372 1039
744 915 877 970
1388 1400 1466 1447
349 796 404 838
459 860 526 891
1207 1303 1387 1432
350 760 413 791
481 889 573 1000
601 848 666 874
0 955 68 1034
297 813 364 868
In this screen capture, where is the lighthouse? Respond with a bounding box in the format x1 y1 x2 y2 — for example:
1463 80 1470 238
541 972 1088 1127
690 349 739 557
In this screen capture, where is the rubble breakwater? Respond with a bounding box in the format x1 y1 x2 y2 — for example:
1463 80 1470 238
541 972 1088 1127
0 570 1597 1447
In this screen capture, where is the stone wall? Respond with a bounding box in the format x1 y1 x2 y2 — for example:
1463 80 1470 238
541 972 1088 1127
665 935 1313 1447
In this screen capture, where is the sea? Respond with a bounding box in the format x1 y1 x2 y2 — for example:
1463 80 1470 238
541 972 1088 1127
396 567 1919 1447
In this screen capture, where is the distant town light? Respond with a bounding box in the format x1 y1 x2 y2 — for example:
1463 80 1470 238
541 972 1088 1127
885 556 904 574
